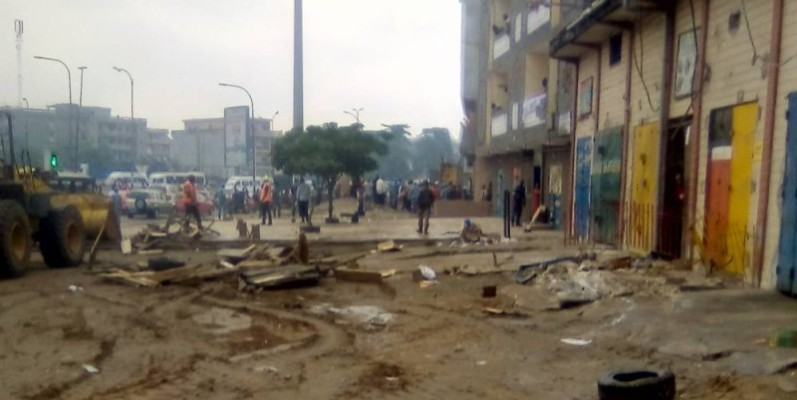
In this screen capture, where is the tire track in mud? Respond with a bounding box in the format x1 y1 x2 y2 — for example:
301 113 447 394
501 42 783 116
199 295 352 365
22 339 117 400
84 295 356 399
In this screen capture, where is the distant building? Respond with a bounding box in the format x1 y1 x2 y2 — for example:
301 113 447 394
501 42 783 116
145 128 172 161
171 107 280 179
0 103 153 174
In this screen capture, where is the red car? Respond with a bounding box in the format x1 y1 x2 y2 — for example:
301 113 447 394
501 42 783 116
174 191 215 217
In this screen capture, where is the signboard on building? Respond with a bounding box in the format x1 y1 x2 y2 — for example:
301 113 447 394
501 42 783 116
674 29 699 98
224 106 250 168
558 111 572 135
522 93 547 128
579 77 594 117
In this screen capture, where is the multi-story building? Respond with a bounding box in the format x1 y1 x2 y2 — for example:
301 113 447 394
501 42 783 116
461 0 585 228
550 0 797 292
171 108 279 179
0 103 149 173
145 128 172 161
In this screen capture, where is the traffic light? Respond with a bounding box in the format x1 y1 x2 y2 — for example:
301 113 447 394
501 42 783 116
49 153 58 169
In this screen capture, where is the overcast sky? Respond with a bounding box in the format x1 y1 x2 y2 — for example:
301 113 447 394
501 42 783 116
0 0 462 137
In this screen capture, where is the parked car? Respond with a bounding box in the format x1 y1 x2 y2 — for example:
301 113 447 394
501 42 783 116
126 189 175 219
174 190 215 217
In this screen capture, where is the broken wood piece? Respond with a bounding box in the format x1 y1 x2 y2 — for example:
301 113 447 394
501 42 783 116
481 307 525 317
217 245 257 262
242 264 320 289
219 260 237 270
87 220 107 271
418 280 436 289
237 259 278 269
101 270 159 287
138 249 164 256
121 238 132 255
377 240 403 253
335 268 384 284
149 232 168 238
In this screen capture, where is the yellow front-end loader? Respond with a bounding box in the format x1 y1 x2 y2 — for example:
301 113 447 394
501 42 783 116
0 112 112 278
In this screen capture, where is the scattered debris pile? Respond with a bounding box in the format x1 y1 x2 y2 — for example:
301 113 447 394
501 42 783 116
102 233 380 291
128 215 220 252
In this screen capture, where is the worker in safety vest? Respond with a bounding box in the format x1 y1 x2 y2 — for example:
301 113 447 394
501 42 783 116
182 175 203 230
259 176 273 226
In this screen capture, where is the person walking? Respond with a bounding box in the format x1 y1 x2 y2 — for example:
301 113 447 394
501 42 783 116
398 182 409 211
513 180 527 227
215 186 226 220
416 180 435 235
356 181 366 216
296 179 312 224
182 175 203 230
259 176 274 225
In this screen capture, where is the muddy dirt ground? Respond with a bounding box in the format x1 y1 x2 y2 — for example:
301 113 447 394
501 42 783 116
1 230 796 399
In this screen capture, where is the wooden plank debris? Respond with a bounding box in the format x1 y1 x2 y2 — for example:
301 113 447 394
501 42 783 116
377 240 403 253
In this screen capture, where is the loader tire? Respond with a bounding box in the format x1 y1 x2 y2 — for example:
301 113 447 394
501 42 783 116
0 200 32 278
40 206 86 269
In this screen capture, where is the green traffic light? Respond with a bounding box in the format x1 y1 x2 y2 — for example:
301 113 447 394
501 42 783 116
49 153 58 168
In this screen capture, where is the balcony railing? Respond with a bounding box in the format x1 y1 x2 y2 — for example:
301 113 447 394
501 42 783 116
527 4 551 35
491 113 508 137
522 93 547 128
493 34 510 60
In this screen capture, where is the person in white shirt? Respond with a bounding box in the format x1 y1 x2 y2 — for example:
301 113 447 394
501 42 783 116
296 180 313 224
375 177 388 206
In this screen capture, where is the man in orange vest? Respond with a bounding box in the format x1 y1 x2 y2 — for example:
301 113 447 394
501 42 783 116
260 176 273 226
182 175 203 230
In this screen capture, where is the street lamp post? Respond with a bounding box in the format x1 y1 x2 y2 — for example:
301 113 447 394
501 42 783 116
113 66 135 166
34 55 74 168
219 83 256 181
343 107 364 123
34 56 71 104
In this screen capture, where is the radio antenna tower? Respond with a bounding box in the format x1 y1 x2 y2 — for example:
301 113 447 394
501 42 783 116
15 19 24 107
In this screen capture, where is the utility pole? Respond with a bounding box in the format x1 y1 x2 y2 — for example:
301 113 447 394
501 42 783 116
293 0 304 131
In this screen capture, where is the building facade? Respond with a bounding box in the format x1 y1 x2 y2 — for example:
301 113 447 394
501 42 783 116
171 109 279 180
550 0 797 291
145 128 172 161
460 0 586 228
0 103 150 174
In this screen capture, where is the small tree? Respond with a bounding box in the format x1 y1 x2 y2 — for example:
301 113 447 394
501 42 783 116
272 123 387 222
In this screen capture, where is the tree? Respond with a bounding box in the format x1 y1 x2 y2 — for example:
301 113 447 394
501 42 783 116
374 124 413 179
272 123 387 222
413 127 455 179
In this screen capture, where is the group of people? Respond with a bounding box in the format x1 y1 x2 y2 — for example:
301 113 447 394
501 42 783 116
180 175 318 233
256 177 315 226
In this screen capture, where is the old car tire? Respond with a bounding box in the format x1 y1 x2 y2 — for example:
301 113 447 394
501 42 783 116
0 200 32 278
598 369 675 400
135 198 147 212
40 206 86 269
